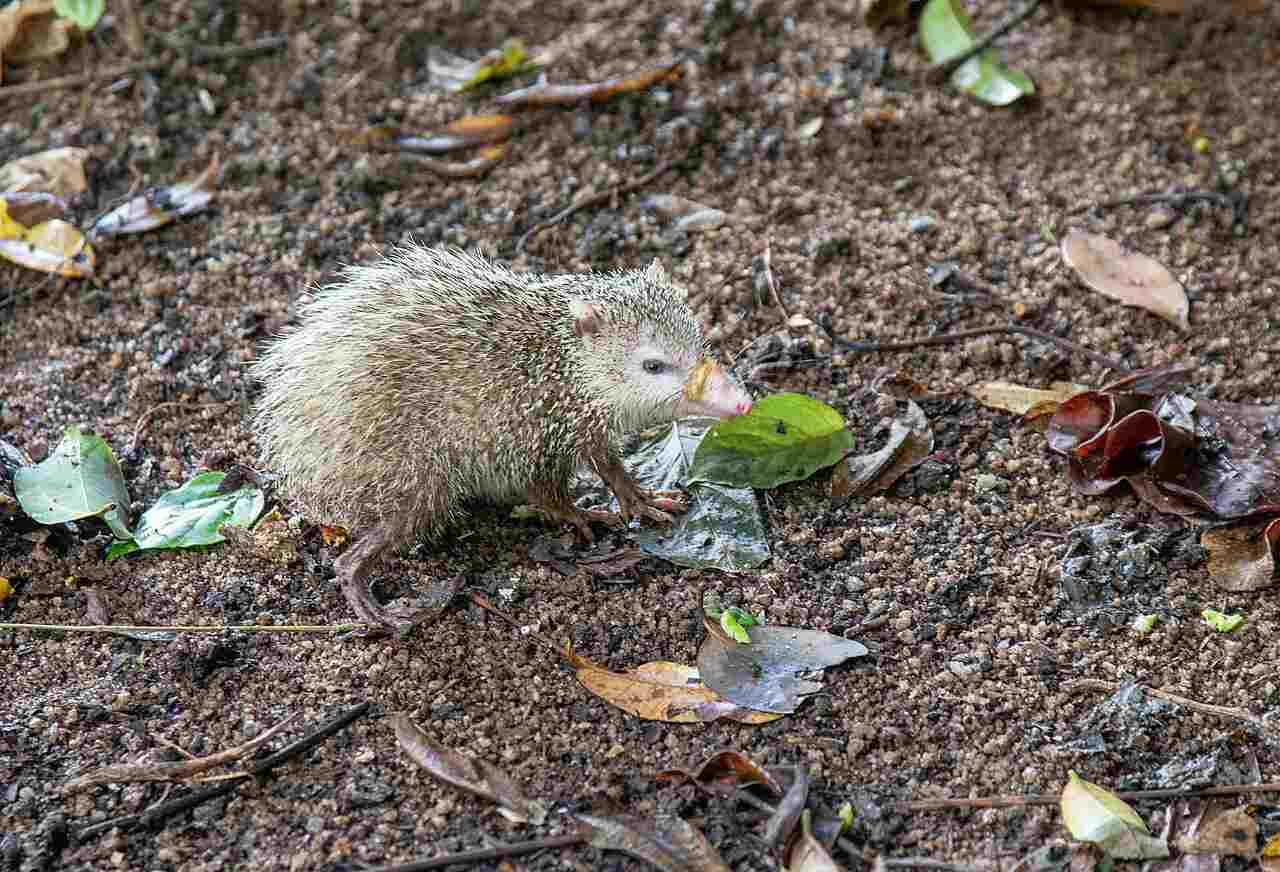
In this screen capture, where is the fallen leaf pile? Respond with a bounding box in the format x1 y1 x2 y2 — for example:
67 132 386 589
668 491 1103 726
0 149 219 278
1045 376 1279 590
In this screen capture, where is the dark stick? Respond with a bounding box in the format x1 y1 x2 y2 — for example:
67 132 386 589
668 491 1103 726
515 161 674 254
358 833 585 872
896 781 1280 812
1072 190 1248 226
926 0 1043 85
0 36 288 101
820 318 1131 373
75 702 371 841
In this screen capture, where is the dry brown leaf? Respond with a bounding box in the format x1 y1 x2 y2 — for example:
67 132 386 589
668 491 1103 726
561 645 780 724
1174 805 1258 857
968 381 1089 416
1060 231 1189 330
0 217 95 277
0 147 89 198
655 750 785 798
846 396 932 495
0 0 75 76
495 61 681 107
407 144 506 179
89 156 219 239
344 114 516 154
1202 518 1279 592
0 191 70 224
576 812 732 872
391 714 547 824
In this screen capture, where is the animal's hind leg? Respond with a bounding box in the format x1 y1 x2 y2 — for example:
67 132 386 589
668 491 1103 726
334 525 456 637
525 484 623 544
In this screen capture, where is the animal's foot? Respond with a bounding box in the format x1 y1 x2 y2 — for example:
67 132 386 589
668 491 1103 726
529 502 623 544
338 574 462 638
613 483 688 527
334 527 458 637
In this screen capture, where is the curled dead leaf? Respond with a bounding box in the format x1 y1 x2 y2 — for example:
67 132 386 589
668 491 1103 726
1060 231 1189 330
495 62 682 107
560 645 781 724
0 218 95 277
1202 516 1280 592
0 147 89 198
655 750 784 799
391 713 547 824
89 156 219 240
968 381 1089 416
0 0 75 75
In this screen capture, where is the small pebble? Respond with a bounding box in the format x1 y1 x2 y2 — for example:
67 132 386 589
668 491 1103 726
908 215 936 234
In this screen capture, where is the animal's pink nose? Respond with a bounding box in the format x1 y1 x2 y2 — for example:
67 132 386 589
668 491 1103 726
736 399 752 416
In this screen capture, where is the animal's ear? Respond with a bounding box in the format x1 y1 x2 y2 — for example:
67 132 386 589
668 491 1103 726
644 259 667 285
569 299 605 337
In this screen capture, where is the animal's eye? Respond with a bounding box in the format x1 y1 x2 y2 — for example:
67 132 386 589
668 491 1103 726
642 359 667 374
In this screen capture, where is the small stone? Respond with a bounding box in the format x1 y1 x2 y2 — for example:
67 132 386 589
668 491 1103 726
1144 209 1176 230
974 473 1009 493
1228 125 1248 146
143 279 177 298
908 215 936 234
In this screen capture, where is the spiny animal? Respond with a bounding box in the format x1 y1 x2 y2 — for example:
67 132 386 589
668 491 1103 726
250 244 753 634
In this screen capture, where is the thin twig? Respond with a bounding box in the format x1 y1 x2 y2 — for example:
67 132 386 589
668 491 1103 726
1066 678 1278 735
76 702 371 841
0 621 370 635
896 780 1280 813
515 160 675 253
926 0 1043 84
0 36 288 101
63 713 301 794
1071 190 1248 226
820 317 1131 373
883 860 987 872
358 833 585 872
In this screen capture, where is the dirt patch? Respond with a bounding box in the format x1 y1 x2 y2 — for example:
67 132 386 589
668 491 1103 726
2 2 1278 870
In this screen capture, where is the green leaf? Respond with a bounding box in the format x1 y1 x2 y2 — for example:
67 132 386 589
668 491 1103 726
54 0 105 30
461 38 533 90
689 393 855 489
718 607 761 644
1201 608 1243 633
13 425 131 539
1060 771 1169 859
720 610 751 643
1132 614 1159 635
920 0 1034 106
107 471 265 560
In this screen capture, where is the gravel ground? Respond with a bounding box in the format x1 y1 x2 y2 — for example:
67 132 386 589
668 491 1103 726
2 2 1278 870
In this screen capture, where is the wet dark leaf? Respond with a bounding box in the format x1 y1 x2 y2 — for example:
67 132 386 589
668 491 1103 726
655 750 784 798
697 626 868 714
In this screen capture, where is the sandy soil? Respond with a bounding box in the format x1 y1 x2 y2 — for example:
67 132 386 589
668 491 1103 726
2 1 1278 870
